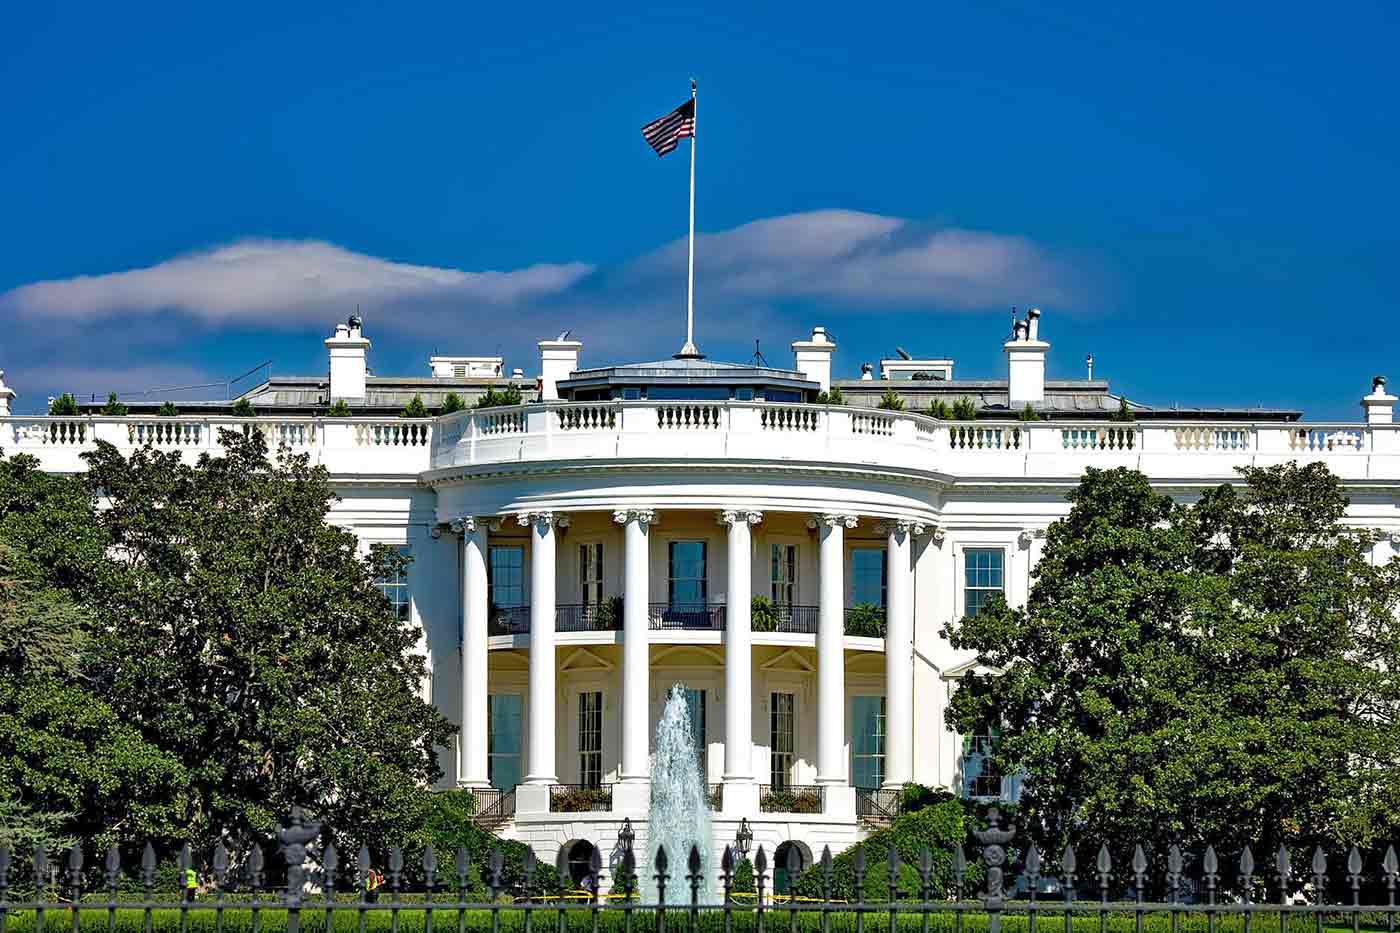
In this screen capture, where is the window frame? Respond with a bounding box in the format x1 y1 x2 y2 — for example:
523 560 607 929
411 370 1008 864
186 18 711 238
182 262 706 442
849 546 887 608
850 695 886 790
769 691 796 789
374 543 413 622
667 540 709 607
961 546 1006 618
489 544 526 610
770 542 799 606
578 691 604 787
487 693 523 792
578 541 604 606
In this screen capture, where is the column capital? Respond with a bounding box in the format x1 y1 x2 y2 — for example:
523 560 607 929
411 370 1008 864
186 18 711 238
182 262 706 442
612 508 657 528
808 513 858 530
449 515 500 535
517 510 569 530
874 518 929 538
716 509 763 528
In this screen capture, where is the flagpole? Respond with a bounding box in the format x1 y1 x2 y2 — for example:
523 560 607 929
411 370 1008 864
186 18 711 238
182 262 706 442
678 77 701 358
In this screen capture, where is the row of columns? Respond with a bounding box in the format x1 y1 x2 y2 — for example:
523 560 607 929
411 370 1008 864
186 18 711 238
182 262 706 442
454 508 922 794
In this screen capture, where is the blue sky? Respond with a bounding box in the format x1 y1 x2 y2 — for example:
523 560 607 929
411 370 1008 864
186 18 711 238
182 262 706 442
2 1 1396 417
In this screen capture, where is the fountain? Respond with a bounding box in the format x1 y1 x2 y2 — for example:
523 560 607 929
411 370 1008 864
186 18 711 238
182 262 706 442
647 684 714 903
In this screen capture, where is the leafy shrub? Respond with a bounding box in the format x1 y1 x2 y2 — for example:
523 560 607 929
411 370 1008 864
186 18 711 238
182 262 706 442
440 392 466 414
99 393 129 416
409 789 536 898
815 387 845 405
594 595 623 630
1110 396 1135 422
231 398 257 417
899 782 955 814
551 786 611 813
731 856 756 893
927 399 951 419
157 401 179 417
790 797 973 901
474 384 523 409
1017 403 1040 422
844 603 885 637
400 394 429 418
48 394 79 416
951 397 977 421
876 389 905 411
750 595 779 632
326 399 352 417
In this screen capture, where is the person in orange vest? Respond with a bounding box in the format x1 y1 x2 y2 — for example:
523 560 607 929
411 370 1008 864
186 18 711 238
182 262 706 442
363 868 382 903
184 868 198 901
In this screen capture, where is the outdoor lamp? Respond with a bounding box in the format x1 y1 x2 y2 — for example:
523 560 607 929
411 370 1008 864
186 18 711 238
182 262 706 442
618 817 636 852
735 817 752 857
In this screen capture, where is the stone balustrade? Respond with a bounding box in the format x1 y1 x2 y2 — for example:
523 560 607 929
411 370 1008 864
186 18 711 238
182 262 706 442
5 404 1398 480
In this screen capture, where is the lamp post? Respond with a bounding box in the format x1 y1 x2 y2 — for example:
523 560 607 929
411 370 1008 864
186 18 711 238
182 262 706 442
734 818 752 859
618 817 636 854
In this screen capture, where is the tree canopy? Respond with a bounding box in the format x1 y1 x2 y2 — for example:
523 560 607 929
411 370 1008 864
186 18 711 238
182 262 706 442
944 464 1400 871
0 431 456 863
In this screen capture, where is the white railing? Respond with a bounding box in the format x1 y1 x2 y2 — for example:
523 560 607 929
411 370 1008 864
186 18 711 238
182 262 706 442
5 406 1399 481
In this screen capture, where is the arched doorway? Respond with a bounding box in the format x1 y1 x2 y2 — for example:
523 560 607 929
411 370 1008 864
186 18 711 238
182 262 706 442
560 839 598 888
772 840 811 895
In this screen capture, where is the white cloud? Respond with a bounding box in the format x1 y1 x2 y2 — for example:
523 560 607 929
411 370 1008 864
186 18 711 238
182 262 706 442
0 239 594 325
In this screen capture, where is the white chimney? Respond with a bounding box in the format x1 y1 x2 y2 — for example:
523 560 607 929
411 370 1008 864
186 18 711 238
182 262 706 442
325 315 371 400
537 335 583 401
0 370 14 416
791 326 836 391
1362 376 1396 424
1004 307 1050 405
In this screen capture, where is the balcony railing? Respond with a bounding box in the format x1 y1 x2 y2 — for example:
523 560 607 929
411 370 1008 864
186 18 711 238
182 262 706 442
549 783 613 813
487 605 531 636
707 783 723 811
555 602 622 633
469 787 516 830
855 786 902 825
648 602 724 630
758 784 825 814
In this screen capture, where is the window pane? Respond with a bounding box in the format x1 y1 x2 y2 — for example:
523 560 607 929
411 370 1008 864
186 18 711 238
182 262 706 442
770 544 798 605
579 542 603 606
684 688 707 781
851 695 885 789
964 549 1005 617
770 692 794 788
579 692 603 787
488 695 522 791
851 548 886 607
375 545 412 622
490 545 525 608
669 541 708 605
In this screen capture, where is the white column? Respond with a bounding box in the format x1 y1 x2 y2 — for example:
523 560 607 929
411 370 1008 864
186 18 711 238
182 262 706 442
815 513 856 785
614 508 656 782
880 520 918 788
522 510 565 784
719 509 762 783
456 516 492 788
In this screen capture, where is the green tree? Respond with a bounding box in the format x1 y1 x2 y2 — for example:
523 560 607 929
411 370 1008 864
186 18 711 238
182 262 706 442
100 393 129 416
48 394 79 416
76 430 457 864
815 387 845 405
1109 397 1135 422
400 394 429 417
1016 403 1040 422
157 401 179 417
944 464 1400 882
876 389 905 411
473 384 523 409
440 392 466 414
326 399 352 416
231 398 257 417
951 397 977 420
927 399 951 419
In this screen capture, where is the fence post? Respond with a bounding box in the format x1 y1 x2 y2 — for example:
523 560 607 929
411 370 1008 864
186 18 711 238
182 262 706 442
974 807 1016 933
277 807 322 933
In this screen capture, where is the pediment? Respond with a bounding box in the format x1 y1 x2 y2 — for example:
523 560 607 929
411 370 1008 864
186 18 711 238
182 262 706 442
560 647 615 672
651 645 725 668
759 648 816 673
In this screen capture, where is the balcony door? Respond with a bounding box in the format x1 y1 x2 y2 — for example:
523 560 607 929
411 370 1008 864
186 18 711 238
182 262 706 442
666 540 709 627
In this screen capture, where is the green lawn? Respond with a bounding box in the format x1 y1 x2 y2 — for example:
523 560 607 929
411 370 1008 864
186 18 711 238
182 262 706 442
0 906 1388 933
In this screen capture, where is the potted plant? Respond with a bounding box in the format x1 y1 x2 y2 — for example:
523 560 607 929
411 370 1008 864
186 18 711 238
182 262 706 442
844 603 885 637
750 595 779 632
440 392 466 414
876 389 905 411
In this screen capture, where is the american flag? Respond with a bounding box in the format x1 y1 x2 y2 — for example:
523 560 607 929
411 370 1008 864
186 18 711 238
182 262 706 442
640 98 695 157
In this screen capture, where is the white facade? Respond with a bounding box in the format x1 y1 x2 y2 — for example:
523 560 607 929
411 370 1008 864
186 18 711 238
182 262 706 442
6 310 1400 884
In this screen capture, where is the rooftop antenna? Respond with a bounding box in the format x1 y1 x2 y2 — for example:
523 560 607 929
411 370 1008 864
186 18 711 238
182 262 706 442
1086 353 1094 380
1009 307 1018 339
895 347 912 360
752 339 769 368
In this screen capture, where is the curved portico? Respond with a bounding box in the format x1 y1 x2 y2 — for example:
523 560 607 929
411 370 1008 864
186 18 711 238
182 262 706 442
438 458 933 825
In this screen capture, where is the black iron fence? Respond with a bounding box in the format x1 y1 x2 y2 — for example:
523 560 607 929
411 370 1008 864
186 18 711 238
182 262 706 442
648 603 724 630
4 806 1397 933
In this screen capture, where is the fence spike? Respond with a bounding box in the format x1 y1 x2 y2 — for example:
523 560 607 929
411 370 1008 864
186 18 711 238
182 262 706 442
488 848 504 895
1383 845 1398 882
1025 845 1042 882
1132 845 1147 876
1240 846 1255 878
0 847 8 896
589 846 603 904
655 844 669 875
68 844 83 874
1276 844 1291 888
689 844 703 876
178 842 191 873
888 845 900 875
1348 846 1363 878
248 844 265 889
1059 843 1076 879
621 847 636 896
357 844 372 883
556 845 570 889
321 842 336 890
141 842 156 887
1312 846 1328 878
853 845 866 904
1203 845 1219 877
105 845 121 889
824 846 835 900
721 845 734 874
423 844 437 889
1096 843 1112 875
523 846 537 890
34 843 47 886
213 842 229 886
1167 845 1182 876
388 846 404 889
455 846 469 890
755 845 768 875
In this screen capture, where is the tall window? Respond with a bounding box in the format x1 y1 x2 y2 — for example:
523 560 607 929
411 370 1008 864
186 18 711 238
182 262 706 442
851 696 886 789
685 688 707 781
578 691 603 787
668 541 708 606
490 545 525 608
770 692 795 788
770 544 798 605
964 548 1005 617
376 545 412 621
851 548 886 606
487 694 522 791
579 542 604 606
962 724 1003 799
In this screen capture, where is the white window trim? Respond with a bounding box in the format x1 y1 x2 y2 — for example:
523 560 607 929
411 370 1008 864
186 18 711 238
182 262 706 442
952 540 1010 619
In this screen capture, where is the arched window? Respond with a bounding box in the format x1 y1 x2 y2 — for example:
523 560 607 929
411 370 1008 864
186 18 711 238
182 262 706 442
561 839 598 887
772 841 811 894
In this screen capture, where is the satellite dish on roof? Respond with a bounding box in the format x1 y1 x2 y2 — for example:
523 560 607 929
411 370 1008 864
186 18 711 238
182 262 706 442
895 347 912 360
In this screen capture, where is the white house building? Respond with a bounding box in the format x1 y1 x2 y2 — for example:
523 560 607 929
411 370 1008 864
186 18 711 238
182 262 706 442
3 310 1398 889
